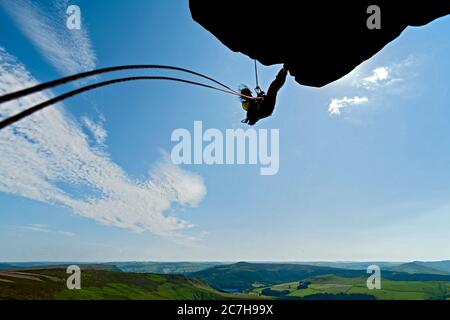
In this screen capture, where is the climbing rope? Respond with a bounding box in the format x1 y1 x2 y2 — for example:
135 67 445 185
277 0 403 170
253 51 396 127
0 76 254 130
254 59 260 90
254 60 265 97
0 64 253 105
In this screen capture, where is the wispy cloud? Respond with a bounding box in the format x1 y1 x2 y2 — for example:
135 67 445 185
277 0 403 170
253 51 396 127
20 224 75 237
328 96 369 115
0 48 206 240
83 116 107 146
0 0 96 74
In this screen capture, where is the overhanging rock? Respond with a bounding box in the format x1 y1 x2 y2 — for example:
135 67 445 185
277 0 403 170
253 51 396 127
189 0 449 87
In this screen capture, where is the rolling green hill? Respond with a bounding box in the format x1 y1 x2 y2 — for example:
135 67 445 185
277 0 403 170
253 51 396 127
389 262 450 275
414 261 450 274
190 262 368 292
190 262 450 299
0 268 247 300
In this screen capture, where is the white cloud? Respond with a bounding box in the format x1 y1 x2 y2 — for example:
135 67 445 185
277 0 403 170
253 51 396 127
0 0 96 74
328 96 369 115
363 67 390 86
0 48 206 239
355 57 416 90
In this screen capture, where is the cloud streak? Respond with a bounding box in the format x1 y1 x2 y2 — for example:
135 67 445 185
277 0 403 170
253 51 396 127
0 48 206 239
0 0 96 74
328 96 369 115
20 224 75 237
83 116 107 146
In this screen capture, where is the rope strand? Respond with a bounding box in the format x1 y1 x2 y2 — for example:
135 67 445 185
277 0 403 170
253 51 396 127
254 59 260 89
0 76 253 130
0 65 245 104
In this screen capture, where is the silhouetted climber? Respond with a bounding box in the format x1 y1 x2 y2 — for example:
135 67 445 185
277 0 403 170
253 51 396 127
240 67 288 125
0 64 285 130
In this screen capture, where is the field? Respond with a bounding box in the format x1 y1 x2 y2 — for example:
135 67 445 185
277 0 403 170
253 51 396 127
249 275 450 300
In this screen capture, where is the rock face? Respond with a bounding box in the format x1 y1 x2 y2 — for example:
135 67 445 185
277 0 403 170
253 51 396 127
189 0 449 87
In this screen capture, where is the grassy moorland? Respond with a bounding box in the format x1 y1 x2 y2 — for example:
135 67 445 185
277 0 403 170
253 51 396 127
0 268 249 300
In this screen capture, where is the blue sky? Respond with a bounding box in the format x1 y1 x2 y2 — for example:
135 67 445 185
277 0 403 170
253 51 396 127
0 0 449 262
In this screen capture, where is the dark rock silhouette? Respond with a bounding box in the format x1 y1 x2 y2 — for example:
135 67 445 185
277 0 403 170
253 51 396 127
190 0 449 87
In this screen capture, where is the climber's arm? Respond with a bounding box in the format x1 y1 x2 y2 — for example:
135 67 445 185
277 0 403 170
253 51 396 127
266 68 288 99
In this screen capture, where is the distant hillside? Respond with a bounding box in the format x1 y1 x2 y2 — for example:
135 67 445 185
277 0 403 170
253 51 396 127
112 262 223 274
414 261 450 274
389 262 450 275
303 261 450 275
0 263 20 270
0 268 245 300
190 262 367 292
0 263 121 272
300 262 402 270
191 262 450 293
